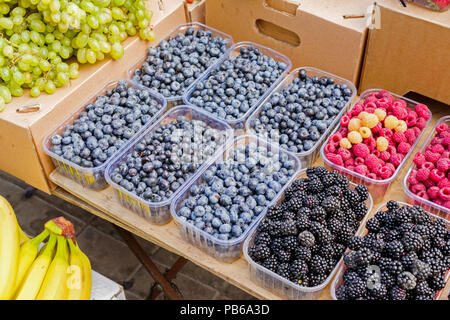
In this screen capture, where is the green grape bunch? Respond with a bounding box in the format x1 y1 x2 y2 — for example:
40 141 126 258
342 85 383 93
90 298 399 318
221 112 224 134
0 0 155 111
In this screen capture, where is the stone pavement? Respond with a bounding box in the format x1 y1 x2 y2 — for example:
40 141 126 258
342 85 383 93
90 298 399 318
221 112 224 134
0 170 254 300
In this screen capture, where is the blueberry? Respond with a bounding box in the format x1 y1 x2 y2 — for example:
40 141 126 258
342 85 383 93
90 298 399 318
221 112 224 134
51 135 62 145
219 224 231 234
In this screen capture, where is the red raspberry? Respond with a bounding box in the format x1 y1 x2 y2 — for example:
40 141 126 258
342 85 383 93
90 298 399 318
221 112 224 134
416 167 431 181
405 111 417 127
371 122 382 134
436 123 449 133
413 152 425 167
431 137 443 146
415 117 427 130
347 165 355 172
422 161 435 171
380 151 391 161
417 191 429 201
338 148 352 161
390 153 404 167
392 105 408 120
443 151 450 158
338 127 349 138
375 98 391 109
410 183 426 194
379 166 394 179
437 178 450 189
366 154 382 173
435 199 444 206
425 145 434 153
329 133 342 146
324 143 336 154
352 143 370 158
430 169 445 183
443 136 450 147
386 163 395 173
423 179 435 189
404 129 416 145
388 145 397 156
355 157 365 166
376 90 393 100
380 128 393 139
355 165 368 176
372 150 381 158
368 173 378 180
340 115 350 127
393 99 407 109
365 106 376 114
412 127 421 137
427 186 440 200
344 158 355 167
425 150 441 163
439 187 450 201
397 142 411 154
364 137 376 151
351 103 364 117
327 153 343 166
364 95 377 104
437 158 450 172
392 131 407 144
444 201 450 209
431 144 445 154
407 170 418 185
415 104 431 120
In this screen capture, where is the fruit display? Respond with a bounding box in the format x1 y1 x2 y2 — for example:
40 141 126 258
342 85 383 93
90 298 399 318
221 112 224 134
334 201 449 300
245 167 371 293
248 68 354 155
185 43 290 123
0 195 91 300
0 0 155 108
407 0 450 11
323 90 431 181
131 24 232 99
406 117 450 212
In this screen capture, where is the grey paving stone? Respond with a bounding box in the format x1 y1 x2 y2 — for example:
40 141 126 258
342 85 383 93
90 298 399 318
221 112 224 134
13 196 87 237
0 170 28 189
124 290 143 300
0 177 25 207
76 226 141 284
89 216 124 242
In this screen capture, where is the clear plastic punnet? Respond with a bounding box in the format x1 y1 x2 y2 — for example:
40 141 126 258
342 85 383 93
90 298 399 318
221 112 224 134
330 201 450 300
243 168 373 300
105 105 233 225
320 89 432 202
128 22 234 108
246 67 357 169
43 79 167 190
183 41 292 129
170 135 301 263
403 116 450 221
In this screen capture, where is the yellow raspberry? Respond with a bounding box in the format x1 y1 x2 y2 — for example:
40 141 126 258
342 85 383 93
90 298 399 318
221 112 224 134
348 131 363 144
348 118 361 132
374 108 387 121
395 120 407 132
361 113 379 129
376 136 389 152
358 111 369 121
359 127 372 138
340 137 352 149
384 115 399 130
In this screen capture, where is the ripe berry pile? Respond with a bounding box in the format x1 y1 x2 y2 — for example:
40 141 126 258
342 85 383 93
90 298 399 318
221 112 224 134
131 27 231 97
109 116 227 203
50 80 165 168
336 201 450 300
187 45 288 121
407 121 450 210
324 90 431 180
249 68 353 153
248 167 369 288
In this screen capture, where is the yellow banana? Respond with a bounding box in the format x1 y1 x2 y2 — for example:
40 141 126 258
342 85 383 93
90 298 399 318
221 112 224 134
67 238 91 300
13 229 50 294
36 235 69 300
15 234 57 300
18 225 30 246
0 195 20 300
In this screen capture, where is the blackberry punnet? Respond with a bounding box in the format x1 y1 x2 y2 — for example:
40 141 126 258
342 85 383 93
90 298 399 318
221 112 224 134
337 201 449 300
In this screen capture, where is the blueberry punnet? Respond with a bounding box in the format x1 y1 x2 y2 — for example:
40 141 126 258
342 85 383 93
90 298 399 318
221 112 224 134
109 116 227 203
50 80 164 168
188 45 288 121
131 27 230 97
176 142 297 241
249 69 353 153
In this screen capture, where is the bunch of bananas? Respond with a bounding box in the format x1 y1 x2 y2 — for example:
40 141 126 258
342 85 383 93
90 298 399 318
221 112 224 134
0 195 91 300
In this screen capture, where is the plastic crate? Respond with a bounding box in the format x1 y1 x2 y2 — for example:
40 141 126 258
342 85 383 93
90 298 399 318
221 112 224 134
243 168 373 300
128 22 234 108
407 0 450 11
43 79 167 190
320 89 432 202
105 105 233 225
330 201 450 300
246 67 356 169
183 41 292 129
170 135 301 262
403 115 450 221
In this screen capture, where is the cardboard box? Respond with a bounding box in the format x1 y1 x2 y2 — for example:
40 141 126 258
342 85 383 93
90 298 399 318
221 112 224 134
206 0 374 84
185 0 206 23
359 0 450 105
0 1 186 194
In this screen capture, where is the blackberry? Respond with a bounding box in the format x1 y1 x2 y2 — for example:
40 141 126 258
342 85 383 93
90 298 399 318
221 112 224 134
432 236 446 251
249 244 271 262
346 277 366 299
289 259 309 278
254 231 271 246
306 166 328 178
282 235 299 252
310 244 322 256
384 229 401 242
400 251 418 270
397 222 415 235
276 262 291 279
366 217 381 232
318 243 335 258
387 260 404 275
294 246 312 262
283 186 298 201
352 202 368 221
276 249 291 262
310 273 328 287
291 178 308 192
333 243 346 259
282 210 296 221
354 184 369 201
336 223 356 245
266 206 283 220
402 232 424 252
343 270 360 283
344 189 360 205
335 285 348 300
303 195 319 208
342 210 357 225
414 281 433 296
372 238 386 253
382 212 398 230
325 185 342 197
386 200 399 211
287 197 303 213
369 283 388 299
292 275 310 287
397 271 417 290
344 251 359 269
316 228 335 244
339 197 351 211
327 218 342 236
395 207 412 224
412 224 430 239
321 196 340 213
321 171 338 187
310 255 329 274
390 286 406 300
306 177 324 193
280 218 298 236
381 271 396 288
268 220 284 237
385 240 404 260
270 238 284 252
295 214 311 231
355 248 373 267
378 257 393 272
256 218 270 233
429 275 446 291
335 173 349 190
415 294 434 300
263 255 279 272
310 207 327 222
410 206 431 224
298 230 315 247
412 260 431 281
